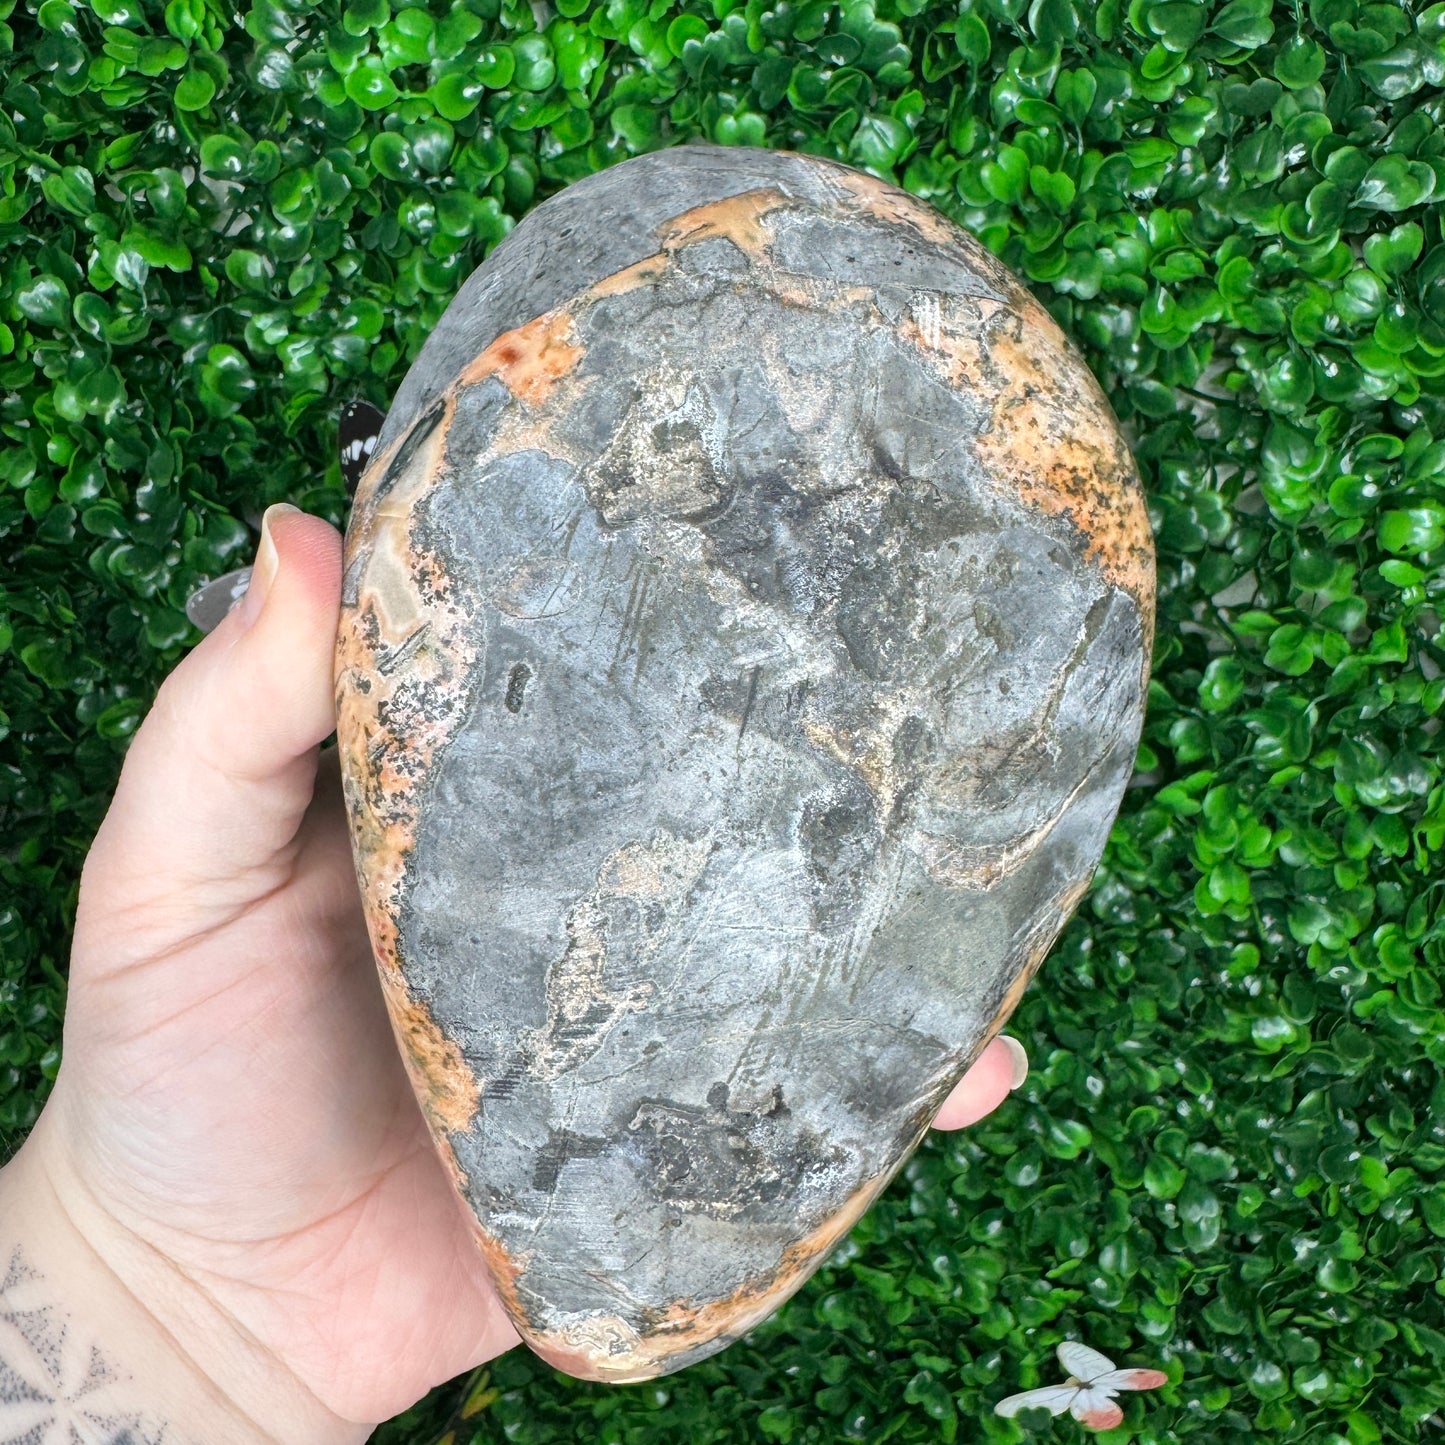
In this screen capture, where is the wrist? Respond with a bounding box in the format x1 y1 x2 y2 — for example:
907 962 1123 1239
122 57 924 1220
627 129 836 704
0 1111 368 1445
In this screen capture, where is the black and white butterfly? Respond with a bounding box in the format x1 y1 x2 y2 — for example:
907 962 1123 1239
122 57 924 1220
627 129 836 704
338 398 385 494
185 398 387 634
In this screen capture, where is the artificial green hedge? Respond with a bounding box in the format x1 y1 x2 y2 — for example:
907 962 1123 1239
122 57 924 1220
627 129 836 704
3 0 1445 1437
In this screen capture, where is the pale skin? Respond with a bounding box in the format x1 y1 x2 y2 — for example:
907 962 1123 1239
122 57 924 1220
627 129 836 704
0 506 1031 1444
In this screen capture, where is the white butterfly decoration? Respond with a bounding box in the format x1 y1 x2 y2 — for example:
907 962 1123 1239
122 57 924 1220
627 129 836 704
995 1342 1167 1431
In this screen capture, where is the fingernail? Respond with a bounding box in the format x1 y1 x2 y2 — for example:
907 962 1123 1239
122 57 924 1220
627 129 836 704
1001 1035 1029 1090
241 504 298 627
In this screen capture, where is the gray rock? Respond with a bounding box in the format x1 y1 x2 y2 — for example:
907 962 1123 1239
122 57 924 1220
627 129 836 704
335 144 1154 1382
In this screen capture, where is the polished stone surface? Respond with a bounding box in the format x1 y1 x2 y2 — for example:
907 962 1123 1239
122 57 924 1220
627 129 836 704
335 144 1154 1381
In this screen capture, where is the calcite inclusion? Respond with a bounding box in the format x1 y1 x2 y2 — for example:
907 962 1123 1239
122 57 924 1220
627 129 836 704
334 144 1154 1381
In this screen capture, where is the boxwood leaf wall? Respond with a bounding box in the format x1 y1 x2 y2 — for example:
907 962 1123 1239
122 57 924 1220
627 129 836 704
3 0 1445 1438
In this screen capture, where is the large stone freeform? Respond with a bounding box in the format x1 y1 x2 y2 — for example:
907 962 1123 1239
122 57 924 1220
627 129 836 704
334 143 1155 1382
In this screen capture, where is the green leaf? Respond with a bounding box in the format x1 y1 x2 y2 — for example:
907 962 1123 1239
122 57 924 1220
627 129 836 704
41 164 95 217
1029 164 1075 210
345 55 400 109
224 248 273 293
16 276 71 328
1221 76 1282 114
343 0 387 32
1358 40 1429 100
369 130 415 181
1355 155 1434 211
1275 33 1325 88
174 65 216 110
163 0 200 38
146 167 188 221
197 342 255 416
1144 1155 1185 1198
954 11 991 63
1251 1014 1301 1051
1264 623 1316 675
1053 66 1095 122
1379 559 1424 587
1378 507 1445 556
124 224 190 271
474 44 515 88
97 238 149 290
1147 1 1205 51
90 0 144 23
980 143 1028 203
433 72 483 120
37 0 78 32
512 34 555 91
409 119 453 175
199 132 249 178
1363 223 1424 280
666 13 708 55
1212 0 1274 48
1199 657 1246 712
379 6 432 66
850 113 910 170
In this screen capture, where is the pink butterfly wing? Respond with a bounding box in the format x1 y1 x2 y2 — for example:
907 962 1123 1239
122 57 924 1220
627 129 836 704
994 1384 1080 1418
1071 1388 1125 1430
1096 1368 1168 1392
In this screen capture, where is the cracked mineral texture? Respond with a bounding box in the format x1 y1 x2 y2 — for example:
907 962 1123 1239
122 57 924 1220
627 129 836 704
334 143 1155 1382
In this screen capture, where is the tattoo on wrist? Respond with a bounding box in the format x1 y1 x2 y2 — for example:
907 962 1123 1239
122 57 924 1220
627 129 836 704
0 1245 185 1444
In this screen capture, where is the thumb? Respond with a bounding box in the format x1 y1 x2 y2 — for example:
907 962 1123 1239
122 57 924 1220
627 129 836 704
930 1035 1030 1130
76 505 343 970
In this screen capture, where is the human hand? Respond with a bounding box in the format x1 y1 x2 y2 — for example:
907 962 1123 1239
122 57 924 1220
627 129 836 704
0 504 1028 1442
